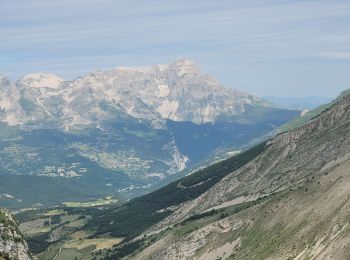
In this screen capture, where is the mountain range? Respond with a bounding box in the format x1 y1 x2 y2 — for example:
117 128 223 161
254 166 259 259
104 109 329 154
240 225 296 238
1 59 272 128
0 60 299 208
263 96 331 110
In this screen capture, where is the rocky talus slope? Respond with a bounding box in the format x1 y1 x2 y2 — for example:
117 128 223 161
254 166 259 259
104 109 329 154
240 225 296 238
0 209 32 260
124 94 350 259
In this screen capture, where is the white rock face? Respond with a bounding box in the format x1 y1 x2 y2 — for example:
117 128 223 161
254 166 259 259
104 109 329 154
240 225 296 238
21 73 64 89
156 100 179 120
157 84 170 98
0 75 60 126
0 59 270 128
0 209 32 260
0 76 27 126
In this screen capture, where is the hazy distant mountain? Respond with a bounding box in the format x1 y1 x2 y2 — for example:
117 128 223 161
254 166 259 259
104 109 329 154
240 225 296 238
263 95 331 110
2 59 272 128
280 88 350 132
0 60 299 208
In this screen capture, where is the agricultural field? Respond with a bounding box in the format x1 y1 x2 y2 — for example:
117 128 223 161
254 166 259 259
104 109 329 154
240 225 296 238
62 197 118 208
16 197 121 260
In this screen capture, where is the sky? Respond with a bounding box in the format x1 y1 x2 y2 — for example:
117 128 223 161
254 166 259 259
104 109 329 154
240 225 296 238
1 0 350 98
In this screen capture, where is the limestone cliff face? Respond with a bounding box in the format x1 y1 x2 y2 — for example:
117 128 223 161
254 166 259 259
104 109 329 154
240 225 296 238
0 59 272 128
0 209 32 260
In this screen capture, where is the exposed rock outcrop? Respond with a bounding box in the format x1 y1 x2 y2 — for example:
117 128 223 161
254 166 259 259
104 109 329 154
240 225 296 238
0 209 32 260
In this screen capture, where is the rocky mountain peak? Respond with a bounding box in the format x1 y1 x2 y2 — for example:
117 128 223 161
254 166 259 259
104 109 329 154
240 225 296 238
170 59 200 76
0 60 287 127
0 75 10 86
20 73 64 89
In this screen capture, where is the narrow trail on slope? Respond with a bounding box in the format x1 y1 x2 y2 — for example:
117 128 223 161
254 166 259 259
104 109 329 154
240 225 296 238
53 241 67 260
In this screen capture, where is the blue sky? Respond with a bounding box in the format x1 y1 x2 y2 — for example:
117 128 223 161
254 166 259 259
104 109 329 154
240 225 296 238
1 0 350 97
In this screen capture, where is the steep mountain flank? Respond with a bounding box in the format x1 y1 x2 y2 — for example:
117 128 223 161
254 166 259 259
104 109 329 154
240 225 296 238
154 93 350 224
106 94 350 259
0 209 32 260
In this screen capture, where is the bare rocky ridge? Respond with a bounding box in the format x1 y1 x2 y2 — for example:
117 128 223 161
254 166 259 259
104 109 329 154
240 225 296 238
129 94 350 259
0 209 32 260
0 59 271 129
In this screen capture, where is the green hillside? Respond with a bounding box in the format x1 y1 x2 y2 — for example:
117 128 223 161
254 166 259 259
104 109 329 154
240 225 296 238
280 88 350 132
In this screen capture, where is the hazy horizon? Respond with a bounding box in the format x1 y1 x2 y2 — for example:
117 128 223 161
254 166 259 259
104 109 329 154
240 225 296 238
2 0 350 98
